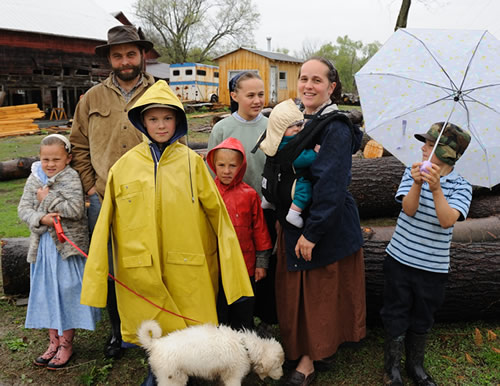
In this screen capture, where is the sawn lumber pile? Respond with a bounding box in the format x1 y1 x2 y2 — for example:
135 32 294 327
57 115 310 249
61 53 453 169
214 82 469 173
0 104 43 137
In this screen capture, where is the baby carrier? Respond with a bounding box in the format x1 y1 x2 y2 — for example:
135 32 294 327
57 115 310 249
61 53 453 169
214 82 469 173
252 108 360 224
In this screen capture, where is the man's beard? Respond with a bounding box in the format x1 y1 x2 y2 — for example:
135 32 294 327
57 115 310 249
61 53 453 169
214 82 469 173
113 62 143 82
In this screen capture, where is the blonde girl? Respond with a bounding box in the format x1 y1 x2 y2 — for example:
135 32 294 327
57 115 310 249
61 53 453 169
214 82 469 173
18 134 100 370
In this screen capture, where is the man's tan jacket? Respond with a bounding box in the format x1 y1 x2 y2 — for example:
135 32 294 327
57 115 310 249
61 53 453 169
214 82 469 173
70 73 155 198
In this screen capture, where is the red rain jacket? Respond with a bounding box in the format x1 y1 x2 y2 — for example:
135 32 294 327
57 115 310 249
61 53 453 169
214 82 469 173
207 137 272 276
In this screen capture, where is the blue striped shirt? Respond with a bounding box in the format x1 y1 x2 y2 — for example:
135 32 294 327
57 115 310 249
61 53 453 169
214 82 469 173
386 167 472 273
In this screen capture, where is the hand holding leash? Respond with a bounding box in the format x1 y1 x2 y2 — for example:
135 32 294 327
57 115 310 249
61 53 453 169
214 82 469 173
53 215 66 243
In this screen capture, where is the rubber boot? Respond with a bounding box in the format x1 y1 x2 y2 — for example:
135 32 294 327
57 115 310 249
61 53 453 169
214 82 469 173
405 331 437 386
34 329 59 366
383 334 405 385
105 278 123 358
47 329 74 370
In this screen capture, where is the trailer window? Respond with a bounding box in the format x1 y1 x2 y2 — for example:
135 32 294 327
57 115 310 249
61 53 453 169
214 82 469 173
185 69 193 75
279 71 287 89
173 70 180 76
214 72 219 78
197 69 206 76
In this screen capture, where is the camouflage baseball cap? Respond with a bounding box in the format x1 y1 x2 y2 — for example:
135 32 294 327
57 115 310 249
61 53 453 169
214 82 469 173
414 122 471 165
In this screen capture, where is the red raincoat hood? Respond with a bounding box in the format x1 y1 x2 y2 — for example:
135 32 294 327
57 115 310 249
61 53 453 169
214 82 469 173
207 137 247 190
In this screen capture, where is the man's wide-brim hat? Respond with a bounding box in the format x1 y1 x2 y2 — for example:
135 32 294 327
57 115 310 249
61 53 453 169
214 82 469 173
95 25 153 57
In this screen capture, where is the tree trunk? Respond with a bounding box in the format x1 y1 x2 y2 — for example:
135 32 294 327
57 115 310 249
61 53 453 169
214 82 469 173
395 0 412 31
3 218 499 323
467 194 500 219
1 238 30 295
0 156 38 181
363 220 500 324
350 157 500 219
351 156 405 218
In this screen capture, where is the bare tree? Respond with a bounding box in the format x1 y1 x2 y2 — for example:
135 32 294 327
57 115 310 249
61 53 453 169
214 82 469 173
296 39 322 60
133 0 260 63
394 0 444 31
395 0 411 30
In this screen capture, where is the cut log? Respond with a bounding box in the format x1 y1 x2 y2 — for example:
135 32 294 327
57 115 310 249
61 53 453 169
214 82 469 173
350 156 500 219
3 218 499 322
467 194 500 219
0 156 39 181
360 132 392 157
363 220 500 324
1 238 30 295
363 139 384 159
351 156 405 218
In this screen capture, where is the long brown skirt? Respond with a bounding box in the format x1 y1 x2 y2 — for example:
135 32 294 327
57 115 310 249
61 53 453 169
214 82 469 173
275 230 366 361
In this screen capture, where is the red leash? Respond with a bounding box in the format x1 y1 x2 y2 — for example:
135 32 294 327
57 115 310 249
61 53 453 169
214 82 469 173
53 216 201 324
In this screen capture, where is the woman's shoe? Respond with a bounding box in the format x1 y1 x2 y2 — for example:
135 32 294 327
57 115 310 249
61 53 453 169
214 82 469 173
34 329 59 367
283 369 316 386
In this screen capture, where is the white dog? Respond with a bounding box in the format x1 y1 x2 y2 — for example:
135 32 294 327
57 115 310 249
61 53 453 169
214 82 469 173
137 320 284 386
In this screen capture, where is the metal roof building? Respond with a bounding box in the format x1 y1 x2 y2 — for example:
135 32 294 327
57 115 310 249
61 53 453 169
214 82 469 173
0 0 159 117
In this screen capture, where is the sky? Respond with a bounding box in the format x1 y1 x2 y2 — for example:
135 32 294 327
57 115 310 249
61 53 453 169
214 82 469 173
100 0 500 56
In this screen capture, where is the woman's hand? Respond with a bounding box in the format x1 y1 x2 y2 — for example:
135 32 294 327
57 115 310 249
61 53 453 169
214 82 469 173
37 186 49 202
295 235 316 261
255 268 267 282
40 213 59 227
87 185 97 196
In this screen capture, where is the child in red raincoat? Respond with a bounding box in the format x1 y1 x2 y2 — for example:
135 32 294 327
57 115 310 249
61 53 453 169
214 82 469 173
207 137 273 331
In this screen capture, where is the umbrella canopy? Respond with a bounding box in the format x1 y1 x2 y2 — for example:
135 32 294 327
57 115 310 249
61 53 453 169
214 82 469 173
355 28 500 188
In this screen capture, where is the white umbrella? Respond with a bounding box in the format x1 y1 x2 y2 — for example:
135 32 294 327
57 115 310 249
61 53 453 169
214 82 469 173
355 28 500 188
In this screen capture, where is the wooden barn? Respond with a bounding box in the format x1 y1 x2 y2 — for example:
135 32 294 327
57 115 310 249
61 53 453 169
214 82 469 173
214 48 303 107
0 0 159 118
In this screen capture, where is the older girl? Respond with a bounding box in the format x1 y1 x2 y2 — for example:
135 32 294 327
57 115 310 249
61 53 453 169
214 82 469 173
276 57 366 386
18 134 100 370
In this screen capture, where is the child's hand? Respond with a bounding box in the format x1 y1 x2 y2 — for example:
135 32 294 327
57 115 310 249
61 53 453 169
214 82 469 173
314 144 321 153
421 162 441 191
410 162 424 185
40 213 59 227
37 186 49 202
255 268 267 282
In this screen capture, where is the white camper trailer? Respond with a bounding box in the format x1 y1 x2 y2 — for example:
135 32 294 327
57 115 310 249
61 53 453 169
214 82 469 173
169 63 219 103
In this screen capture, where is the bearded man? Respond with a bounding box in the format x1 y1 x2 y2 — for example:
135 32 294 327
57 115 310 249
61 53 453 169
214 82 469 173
70 25 155 359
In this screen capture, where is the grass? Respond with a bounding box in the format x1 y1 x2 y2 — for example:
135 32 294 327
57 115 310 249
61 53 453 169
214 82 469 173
0 116 499 385
0 292 498 386
0 134 46 161
0 179 30 238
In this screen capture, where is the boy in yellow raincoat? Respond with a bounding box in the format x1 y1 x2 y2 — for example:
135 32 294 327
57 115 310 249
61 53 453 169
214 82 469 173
80 80 253 370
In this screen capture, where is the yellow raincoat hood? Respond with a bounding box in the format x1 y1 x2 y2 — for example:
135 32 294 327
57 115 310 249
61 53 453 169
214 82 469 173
128 80 188 145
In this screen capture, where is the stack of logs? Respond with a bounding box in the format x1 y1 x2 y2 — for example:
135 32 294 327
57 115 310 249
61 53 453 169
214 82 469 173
0 104 43 137
1 111 498 323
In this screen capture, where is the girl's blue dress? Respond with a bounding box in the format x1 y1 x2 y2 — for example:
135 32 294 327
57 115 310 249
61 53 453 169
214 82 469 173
24 165 100 335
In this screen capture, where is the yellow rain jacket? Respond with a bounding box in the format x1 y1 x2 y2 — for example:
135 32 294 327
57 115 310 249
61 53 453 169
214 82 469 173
80 80 253 344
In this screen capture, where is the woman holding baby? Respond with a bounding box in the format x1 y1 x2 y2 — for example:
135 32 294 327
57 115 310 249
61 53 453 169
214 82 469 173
275 57 366 386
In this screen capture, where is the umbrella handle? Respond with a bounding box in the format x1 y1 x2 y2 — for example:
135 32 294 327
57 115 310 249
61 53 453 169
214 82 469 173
420 160 432 173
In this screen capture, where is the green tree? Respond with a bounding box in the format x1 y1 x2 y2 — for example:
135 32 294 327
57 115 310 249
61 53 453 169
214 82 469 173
133 0 260 63
312 36 381 93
